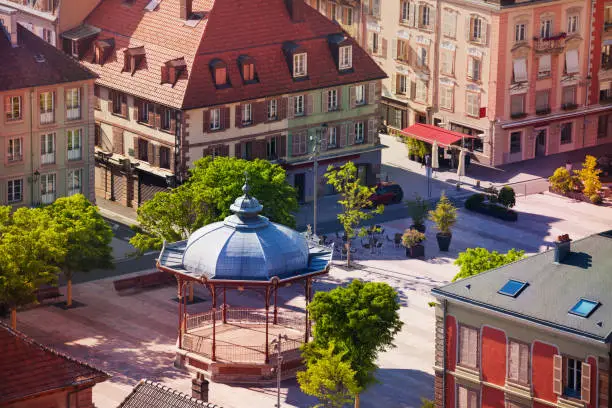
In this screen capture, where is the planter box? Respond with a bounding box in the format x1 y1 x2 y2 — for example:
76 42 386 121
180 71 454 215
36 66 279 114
464 195 518 221
405 244 425 258
548 187 602 204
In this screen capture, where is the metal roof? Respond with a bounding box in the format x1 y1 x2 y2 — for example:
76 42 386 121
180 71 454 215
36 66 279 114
432 231 612 343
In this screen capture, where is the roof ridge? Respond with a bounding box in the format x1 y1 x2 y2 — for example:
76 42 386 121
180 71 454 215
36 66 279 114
0 321 110 382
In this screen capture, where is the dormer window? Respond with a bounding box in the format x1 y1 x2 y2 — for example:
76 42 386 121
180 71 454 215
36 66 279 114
293 53 307 77
210 59 230 88
122 46 146 76
339 45 352 70
238 55 257 83
92 38 115 66
161 57 187 86
61 24 101 59
215 67 227 86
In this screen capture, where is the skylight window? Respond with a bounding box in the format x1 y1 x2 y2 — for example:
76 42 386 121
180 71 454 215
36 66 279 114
498 279 528 298
569 298 600 318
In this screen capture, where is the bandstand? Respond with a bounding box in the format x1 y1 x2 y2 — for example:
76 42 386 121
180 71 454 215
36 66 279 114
157 183 332 383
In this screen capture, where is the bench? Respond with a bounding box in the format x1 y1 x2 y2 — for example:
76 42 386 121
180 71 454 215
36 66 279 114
36 286 62 302
113 272 175 292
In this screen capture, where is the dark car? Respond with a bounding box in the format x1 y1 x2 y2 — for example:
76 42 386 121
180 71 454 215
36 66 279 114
369 182 404 206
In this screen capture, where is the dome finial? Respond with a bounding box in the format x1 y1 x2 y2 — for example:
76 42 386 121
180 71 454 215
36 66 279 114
242 171 250 197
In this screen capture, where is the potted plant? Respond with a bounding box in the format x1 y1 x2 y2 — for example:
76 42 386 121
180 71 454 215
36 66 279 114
402 229 426 258
406 194 429 233
429 192 457 251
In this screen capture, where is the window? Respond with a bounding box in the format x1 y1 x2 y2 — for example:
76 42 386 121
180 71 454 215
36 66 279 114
567 358 582 397
339 46 352 70
295 95 305 116
328 89 338 111
468 57 481 81
565 50 579 74
243 62 255 82
345 7 353 25
5 96 21 121
161 108 172 131
401 0 409 22
598 115 610 139
268 99 278 120
70 39 78 58
569 298 600 317
457 385 478 408
41 133 55 164
355 85 366 105
397 74 408 95
538 54 552 78
355 121 364 143
470 17 483 42
266 137 277 159
328 127 337 147
536 90 550 112
397 39 408 61
210 108 221 130
417 47 427 67
292 132 308 155
42 28 54 44
111 91 123 115
420 5 431 28
443 11 456 38
440 51 454 75
242 103 253 125
511 94 525 116
510 132 522 154
140 102 153 124
7 179 23 203
562 86 576 105
513 58 528 83
67 129 82 160
508 340 530 385
39 92 54 124
8 138 22 161
215 66 227 86
567 15 578 33
540 19 552 38
560 122 573 144
40 173 56 204
458 325 479 369
372 32 380 54
440 86 453 110
515 23 526 42
159 146 171 169
95 123 101 147
138 139 149 161
294 53 307 77
602 45 612 69
466 92 480 117
416 80 427 102
67 169 82 196
66 88 81 120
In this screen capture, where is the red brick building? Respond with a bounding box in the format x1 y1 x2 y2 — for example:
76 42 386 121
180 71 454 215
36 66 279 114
431 232 612 408
0 323 109 408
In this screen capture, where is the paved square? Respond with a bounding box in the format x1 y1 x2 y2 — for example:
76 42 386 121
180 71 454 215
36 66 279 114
5 193 611 408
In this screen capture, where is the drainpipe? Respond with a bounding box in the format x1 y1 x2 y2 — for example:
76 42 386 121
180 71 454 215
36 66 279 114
442 298 447 408
582 0 595 148
431 0 442 124
608 343 611 408
29 89 35 206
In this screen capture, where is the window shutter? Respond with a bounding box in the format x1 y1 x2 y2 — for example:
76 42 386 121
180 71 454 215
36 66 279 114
408 3 416 27
202 110 210 132
234 142 242 159
170 111 177 135
235 104 242 127
566 50 579 74
430 7 437 30
337 87 342 110
133 136 139 158
367 118 376 143
468 58 474 79
340 124 347 146
469 328 478 367
381 38 388 58
581 362 591 403
292 134 299 155
133 98 140 121
391 74 397 95
287 96 295 119
279 98 287 120
553 355 563 395
121 93 127 117
392 38 398 60
410 81 417 100
482 22 488 45
466 16 472 41
368 82 376 104
306 94 314 115
348 121 355 145
349 86 356 109
149 104 157 127
458 386 468 408
509 341 519 380
279 135 287 157
519 344 529 384
223 107 230 129
367 32 374 53
147 142 154 164
320 131 328 151
322 91 329 113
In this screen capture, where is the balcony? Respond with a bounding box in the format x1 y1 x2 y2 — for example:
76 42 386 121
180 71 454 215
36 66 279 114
40 111 54 125
66 107 81 121
41 193 55 205
533 33 566 54
67 148 82 161
41 152 55 165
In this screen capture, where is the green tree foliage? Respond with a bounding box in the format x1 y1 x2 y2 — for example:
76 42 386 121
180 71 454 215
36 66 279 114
428 193 457 235
404 137 430 159
298 343 360 408
497 186 516 208
406 194 429 227
130 157 298 252
305 280 403 396
420 398 436 408
324 162 383 266
548 167 577 194
0 207 65 328
575 155 602 199
45 194 113 306
452 247 525 282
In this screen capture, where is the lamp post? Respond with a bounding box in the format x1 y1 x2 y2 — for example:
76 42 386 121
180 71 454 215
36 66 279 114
310 123 327 238
271 334 289 408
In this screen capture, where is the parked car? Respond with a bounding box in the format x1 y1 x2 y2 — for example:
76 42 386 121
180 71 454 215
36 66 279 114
369 182 404 206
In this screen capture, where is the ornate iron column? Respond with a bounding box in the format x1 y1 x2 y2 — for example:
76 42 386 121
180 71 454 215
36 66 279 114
265 286 270 364
211 285 217 362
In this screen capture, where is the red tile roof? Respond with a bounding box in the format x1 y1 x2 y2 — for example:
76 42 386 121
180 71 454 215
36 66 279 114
0 25 96 91
0 323 110 405
401 124 477 148
81 0 385 109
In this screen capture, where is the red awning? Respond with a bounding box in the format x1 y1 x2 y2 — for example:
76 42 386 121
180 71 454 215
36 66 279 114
400 124 477 148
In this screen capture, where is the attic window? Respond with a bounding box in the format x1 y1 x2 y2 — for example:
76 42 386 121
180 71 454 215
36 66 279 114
339 45 352 70
569 298 600 318
498 279 528 298
92 38 115 66
123 46 146 75
161 57 187 86
293 53 307 77
238 55 257 83
210 59 229 88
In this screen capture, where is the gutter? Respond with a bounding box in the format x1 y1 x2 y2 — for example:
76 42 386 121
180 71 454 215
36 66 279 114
432 288 610 344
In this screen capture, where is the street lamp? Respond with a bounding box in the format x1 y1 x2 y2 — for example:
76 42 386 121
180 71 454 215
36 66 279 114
271 334 289 408
310 123 327 238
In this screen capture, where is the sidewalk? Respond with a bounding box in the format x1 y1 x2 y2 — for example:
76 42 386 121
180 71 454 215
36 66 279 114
96 197 139 227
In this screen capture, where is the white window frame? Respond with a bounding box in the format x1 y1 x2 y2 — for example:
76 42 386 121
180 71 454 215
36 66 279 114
513 58 528 83
538 54 552 78
540 19 552 38
398 74 408 95
440 86 453 110
39 91 54 125
328 89 338 111
416 80 427 102
295 95 305 116
268 99 278 120
67 128 82 161
66 88 81 120
565 49 579 74
6 96 22 121
443 11 456 38
293 53 307 77
40 173 56 205
567 15 579 33
210 108 221 130
417 47 427 67
346 7 353 25
339 46 353 70
355 121 365 143
7 179 23 203
328 126 338 147
67 168 82 196
355 85 366 105
466 92 480 117
515 23 526 42
567 358 582 394
507 340 530 385
421 5 431 28
458 325 479 369
8 137 22 162
242 103 253 125
41 132 56 164
401 0 409 22
468 57 481 81
471 17 483 41
440 50 454 76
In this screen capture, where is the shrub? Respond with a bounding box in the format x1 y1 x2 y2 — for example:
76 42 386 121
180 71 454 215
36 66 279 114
464 193 485 210
549 167 576 194
402 229 426 248
590 194 603 205
483 185 499 203
575 155 602 198
405 137 430 159
464 194 518 221
497 186 516 208
429 193 457 235
453 248 526 281
406 194 429 227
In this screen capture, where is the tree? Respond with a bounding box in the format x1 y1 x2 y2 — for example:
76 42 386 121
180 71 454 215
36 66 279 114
428 193 457 236
549 167 577 194
45 195 114 307
298 343 360 408
131 157 298 252
404 137 430 160
574 155 602 200
324 162 383 266
305 280 403 407
0 207 64 328
452 247 525 282
497 186 516 208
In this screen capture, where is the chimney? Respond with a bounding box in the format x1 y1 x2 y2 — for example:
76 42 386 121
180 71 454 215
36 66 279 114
285 0 304 22
191 374 209 401
179 0 192 19
553 234 571 263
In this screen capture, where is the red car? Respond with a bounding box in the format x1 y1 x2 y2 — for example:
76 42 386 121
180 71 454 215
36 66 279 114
369 182 404 206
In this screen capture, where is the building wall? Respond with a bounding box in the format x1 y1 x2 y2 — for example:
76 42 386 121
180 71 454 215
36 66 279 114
0 79 95 207
434 301 609 408
5 386 94 408
57 0 101 34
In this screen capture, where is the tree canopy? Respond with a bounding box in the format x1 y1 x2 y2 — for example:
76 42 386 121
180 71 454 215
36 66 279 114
131 157 298 252
452 247 525 282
